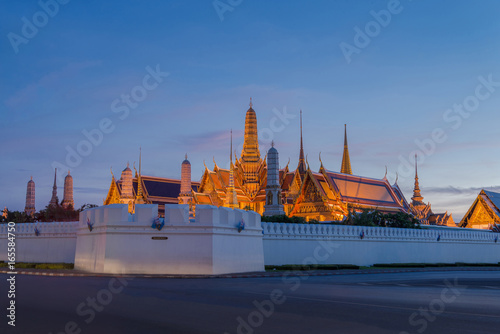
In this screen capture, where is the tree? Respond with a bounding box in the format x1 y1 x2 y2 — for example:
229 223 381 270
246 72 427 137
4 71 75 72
345 209 420 229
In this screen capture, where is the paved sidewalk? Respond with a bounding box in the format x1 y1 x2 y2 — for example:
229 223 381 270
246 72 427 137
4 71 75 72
1 266 500 279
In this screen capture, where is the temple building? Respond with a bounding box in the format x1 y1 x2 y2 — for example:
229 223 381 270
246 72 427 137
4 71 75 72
188 100 414 221
409 155 455 226
104 151 200 215
49 168 59 207
61 171 74 209
191 99 268 212
459 190 500 230
25 176 35 216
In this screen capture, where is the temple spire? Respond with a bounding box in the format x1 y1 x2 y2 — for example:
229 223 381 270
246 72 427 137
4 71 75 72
411 154 424 205
226 129 238 208
241 99 262 196
297 110 306 178
135 147 145 204
340 124 352 174
49 168 58 206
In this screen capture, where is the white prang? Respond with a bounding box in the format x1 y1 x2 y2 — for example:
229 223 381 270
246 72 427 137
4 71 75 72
263 144 285 216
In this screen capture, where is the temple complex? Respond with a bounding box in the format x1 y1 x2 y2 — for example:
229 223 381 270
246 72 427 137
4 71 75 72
189 100 415 221
459 190 500 229
102 99 453 223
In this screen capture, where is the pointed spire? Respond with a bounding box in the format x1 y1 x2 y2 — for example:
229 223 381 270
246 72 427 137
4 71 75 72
249 97 253 108
411 154 424 206
135 147 145 204
340 124 352 175
226 129 238 209
185 153 188 160
297 109 307 178
230 129 233 164
49 168 58 207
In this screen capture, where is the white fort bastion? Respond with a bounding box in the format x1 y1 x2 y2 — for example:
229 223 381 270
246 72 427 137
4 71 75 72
1 204 500 274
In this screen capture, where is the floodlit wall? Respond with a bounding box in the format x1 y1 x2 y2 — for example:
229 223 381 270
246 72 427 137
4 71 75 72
0 222 78 263
262 222 500 266
74 204 264 275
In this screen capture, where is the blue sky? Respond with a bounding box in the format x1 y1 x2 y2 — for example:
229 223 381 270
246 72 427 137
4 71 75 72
1 0 499 220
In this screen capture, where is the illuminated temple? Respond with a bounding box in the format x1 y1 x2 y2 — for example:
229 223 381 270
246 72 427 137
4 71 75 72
188 100 412 221
104 100 454 223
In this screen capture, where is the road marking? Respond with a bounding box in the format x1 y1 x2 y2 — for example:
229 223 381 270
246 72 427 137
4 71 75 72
245 291 500 319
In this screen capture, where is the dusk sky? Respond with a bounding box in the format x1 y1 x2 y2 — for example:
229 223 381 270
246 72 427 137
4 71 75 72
1 0 499 220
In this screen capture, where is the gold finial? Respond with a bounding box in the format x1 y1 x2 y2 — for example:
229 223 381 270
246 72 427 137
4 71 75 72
385 166 388 178
31 175 33 180
185 153 188 160
271 140 274 148
395 172 399 184
249 97 253 108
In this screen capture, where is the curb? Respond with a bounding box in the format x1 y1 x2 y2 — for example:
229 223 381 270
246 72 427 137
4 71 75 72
1 266 500 279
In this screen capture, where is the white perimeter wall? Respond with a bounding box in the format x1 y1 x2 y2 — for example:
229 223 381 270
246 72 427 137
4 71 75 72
0 222 78 263
262 223 500 266
75 204 264 275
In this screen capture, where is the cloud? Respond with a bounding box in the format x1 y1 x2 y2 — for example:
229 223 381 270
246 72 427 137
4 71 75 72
424 185 500 196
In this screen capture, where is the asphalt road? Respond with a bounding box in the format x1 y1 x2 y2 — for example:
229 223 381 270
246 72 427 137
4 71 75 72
1 270 500 334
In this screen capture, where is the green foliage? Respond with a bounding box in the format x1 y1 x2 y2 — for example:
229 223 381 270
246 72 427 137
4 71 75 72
0 203 98 224
261 215 321 224
372 262 500 268
345 209 420 229
0 262 74 270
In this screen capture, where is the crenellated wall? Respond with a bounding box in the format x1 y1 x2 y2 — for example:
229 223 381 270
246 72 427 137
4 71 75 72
262 222 500 266
0 221 78 263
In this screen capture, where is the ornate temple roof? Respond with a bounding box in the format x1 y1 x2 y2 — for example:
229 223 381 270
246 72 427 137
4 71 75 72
323 169 406 211
460 189 500 228
114 175 199 204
